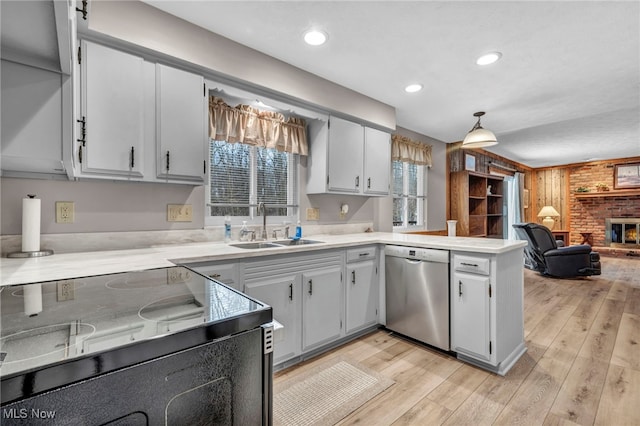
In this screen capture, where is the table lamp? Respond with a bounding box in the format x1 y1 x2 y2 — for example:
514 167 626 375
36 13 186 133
538 205 560 230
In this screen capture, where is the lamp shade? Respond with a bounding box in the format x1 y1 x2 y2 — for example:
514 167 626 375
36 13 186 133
461 111 498 149
537 205 560 230
462 128 498 148
537 206 560 218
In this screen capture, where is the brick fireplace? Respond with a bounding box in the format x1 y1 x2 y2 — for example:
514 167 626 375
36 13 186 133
569 161 640 247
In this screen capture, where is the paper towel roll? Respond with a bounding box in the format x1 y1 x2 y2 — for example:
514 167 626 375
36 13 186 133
23 283 43 316
22 196 41 252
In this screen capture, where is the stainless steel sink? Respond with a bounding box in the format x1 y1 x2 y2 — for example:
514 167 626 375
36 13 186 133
272 239 324 246
229 239 325 249
229 242 282 249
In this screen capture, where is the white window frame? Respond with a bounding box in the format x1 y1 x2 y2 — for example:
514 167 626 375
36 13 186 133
205 141 299 227
393 161 428 231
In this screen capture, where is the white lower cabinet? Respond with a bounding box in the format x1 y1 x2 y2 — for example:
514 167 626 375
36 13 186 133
451 272 491 361
450 250 526 376
245 274 301 364
302 267 343 351
345 247 378 334
243 251 344 365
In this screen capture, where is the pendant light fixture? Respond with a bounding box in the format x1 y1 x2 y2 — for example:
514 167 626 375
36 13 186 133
461 111 498 148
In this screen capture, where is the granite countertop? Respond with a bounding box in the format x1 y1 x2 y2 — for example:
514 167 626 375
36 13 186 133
0 232 526 286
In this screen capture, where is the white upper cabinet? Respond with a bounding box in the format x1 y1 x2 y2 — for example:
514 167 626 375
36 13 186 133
155 64 206 182
327 117 364 193
307 116 391 196
78 40 145 178
74 41 206 184
363 127 391 195
1 61 66 176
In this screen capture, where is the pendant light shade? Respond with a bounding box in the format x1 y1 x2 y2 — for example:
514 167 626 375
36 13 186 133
462 111 498 148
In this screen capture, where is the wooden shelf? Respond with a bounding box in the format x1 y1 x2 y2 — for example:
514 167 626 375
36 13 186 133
575 189 640 199
451 170 505 238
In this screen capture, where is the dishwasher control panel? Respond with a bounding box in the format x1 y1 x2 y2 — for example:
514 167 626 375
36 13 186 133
385 245 449 263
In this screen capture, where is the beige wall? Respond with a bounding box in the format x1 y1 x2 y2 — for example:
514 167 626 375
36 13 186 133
1 178 203 235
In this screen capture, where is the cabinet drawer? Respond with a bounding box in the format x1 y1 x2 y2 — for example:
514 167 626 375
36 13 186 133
346 246 376 263
453 255 490 275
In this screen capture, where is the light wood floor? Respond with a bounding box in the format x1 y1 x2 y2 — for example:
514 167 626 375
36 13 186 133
274 256 640 425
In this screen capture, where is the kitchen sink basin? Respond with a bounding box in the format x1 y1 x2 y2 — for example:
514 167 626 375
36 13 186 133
230 239 325 249
229 242 282 249
272 239 324 246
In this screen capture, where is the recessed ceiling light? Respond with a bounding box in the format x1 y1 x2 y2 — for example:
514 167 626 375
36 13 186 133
476 52 502 66
404 84 423 93
304 30 327 46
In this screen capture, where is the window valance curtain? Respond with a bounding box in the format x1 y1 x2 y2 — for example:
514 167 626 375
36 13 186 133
391 134 432 167
209 96 308 156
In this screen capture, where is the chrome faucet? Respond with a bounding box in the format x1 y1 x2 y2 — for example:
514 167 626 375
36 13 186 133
257 202 268 241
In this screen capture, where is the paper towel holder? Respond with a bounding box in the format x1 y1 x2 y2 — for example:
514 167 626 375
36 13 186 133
7 194 54 258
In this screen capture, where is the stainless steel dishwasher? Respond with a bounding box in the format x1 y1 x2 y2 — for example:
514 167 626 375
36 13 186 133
385 245 450 351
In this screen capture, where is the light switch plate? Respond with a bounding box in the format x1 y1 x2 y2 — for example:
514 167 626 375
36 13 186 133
167 204 193 222
56 201 75 223
306 208 320 221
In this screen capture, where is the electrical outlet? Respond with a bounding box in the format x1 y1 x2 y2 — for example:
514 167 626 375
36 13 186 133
56 202 75 224
167 268 191 284
57 280 75 301
306 208 320 221
167 204 193 222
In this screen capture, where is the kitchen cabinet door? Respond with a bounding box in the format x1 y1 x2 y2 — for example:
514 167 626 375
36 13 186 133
302 266 343 350
245 274 301 364
451 272 491 361
345 259 378 334
156 64 206 182
363 127 391 195
79 41 145 178
327 116 364 193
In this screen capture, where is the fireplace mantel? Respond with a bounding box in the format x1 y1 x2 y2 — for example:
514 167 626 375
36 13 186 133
575 189 640 199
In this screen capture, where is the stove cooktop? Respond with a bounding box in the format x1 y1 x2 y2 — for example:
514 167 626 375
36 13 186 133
0 266 271 401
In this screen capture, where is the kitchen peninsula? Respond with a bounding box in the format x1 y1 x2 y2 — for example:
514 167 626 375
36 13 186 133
1 232 527 376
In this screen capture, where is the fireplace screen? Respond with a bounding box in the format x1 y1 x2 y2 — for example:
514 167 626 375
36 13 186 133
606 218 640 247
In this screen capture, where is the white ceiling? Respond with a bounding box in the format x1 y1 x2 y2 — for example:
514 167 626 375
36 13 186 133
147 1 639 167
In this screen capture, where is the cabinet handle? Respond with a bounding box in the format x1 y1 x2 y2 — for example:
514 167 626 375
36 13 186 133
78 145 83 164
130 146 135 169
461 262 478 267
459 280 463 297
166 150 170 172
308 279 313 295
355 176 360 188
208 274 221 279
359 252 370 257
289 283 293 301
367 177 371 189
351 270 356 284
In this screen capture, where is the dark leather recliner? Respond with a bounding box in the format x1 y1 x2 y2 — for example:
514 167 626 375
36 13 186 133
513 223 601 278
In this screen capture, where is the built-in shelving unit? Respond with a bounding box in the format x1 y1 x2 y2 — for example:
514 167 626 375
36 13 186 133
451 171 505 238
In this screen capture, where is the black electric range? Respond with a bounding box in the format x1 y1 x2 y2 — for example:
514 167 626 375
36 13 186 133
0 266 273 425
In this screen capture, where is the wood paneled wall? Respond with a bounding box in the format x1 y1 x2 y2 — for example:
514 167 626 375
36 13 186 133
532 168 569 230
